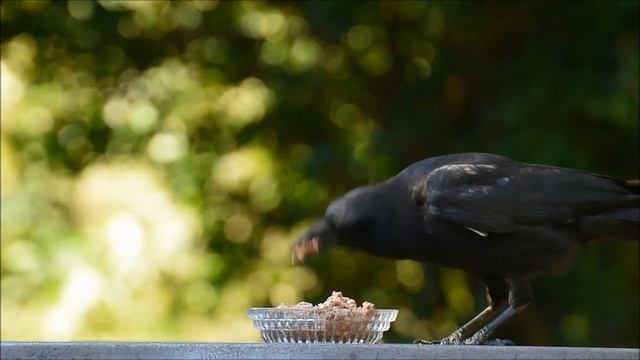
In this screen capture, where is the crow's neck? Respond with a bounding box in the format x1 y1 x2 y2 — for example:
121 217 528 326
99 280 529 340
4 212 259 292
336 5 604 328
343 179 439 262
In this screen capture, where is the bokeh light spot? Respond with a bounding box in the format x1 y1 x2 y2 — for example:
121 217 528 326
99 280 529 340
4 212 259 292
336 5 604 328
20 106 54 136
239 10 287 40
214 78 273 129
288 37 322 72
102 97 130 128
396 260 424 292
1 61 25 110
347 25 373 50
67 0 94 21
212 147 274 193
175 3 202 29
106 213 145 272
560 314 590 345
440 269 474 316
269 282 299 306
330 103 361 128
128 101 158 134
42 266 103 339
260 40 289 66
224 213 253 243
359 46 392 76
184 281 218 313
192 0 219 11
147 131 188 163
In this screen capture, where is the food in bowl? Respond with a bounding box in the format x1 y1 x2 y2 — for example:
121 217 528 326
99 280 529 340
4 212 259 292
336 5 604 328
248 291 398 343
278 291 376 313
277 291 376 340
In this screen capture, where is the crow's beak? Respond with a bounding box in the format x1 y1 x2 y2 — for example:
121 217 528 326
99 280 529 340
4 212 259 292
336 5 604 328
291 219 337 264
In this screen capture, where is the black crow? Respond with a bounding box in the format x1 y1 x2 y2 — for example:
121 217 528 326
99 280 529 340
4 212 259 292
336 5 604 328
292 153 639 345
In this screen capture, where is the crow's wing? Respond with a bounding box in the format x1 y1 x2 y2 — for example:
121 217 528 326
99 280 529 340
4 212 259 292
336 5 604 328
423 163 636 234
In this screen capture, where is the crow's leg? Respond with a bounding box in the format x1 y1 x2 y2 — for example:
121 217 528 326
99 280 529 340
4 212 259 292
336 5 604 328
462 305 522 345
439 304 507 344
415 275 508 345
463 275 532 345
414 306 503 344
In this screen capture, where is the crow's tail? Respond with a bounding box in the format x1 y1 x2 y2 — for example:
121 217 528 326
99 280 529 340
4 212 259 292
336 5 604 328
577 178 639 242
623 179 640 193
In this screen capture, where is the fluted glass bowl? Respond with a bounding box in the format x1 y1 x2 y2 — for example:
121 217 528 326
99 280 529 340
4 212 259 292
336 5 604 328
247 307 398 344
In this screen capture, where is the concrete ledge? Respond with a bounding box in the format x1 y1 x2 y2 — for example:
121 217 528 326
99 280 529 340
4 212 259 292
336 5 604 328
1 342 638 360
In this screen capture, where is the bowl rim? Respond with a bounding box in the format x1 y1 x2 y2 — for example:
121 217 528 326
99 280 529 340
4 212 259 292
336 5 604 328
246 307 399 317
247 307 399 311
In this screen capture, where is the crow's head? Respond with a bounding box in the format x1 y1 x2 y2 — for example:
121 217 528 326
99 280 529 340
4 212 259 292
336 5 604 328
292 186 377 263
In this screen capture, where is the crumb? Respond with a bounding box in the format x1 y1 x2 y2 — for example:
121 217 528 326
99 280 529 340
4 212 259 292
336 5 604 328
294 301 313 308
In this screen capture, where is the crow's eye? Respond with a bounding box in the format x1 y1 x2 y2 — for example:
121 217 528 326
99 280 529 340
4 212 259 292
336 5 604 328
325 215 337 230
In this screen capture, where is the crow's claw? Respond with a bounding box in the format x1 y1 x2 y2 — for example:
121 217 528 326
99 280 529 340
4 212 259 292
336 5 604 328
482 338 515 346
439 338 463 345
413 339 440 345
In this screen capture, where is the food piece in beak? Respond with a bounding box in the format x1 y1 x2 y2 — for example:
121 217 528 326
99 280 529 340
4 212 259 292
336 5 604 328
292 236 320 264
290 218 337 264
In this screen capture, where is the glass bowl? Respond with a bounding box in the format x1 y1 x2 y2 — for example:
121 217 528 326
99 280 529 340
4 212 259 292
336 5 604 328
247 307 398 344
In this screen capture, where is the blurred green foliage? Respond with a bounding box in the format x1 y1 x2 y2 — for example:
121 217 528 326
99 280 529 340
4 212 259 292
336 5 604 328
1 0 638 346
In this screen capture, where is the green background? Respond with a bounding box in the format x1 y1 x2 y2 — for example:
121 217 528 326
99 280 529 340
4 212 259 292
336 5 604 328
1 0 638 346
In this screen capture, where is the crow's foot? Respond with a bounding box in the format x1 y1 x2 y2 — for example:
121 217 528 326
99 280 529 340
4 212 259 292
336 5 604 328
415 337 513 346
414 336 463 345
